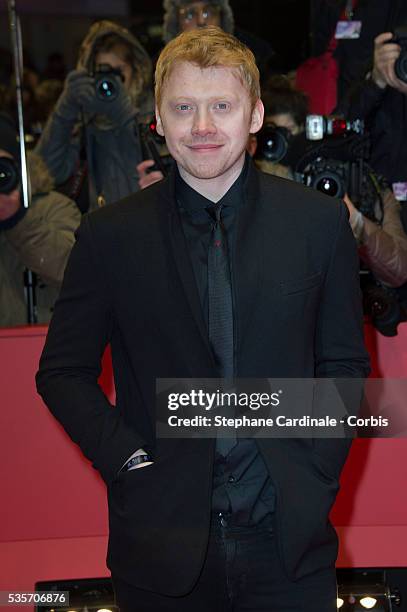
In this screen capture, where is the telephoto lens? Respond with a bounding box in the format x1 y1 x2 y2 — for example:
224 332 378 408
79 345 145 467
254 124 290 163
311 172 344 198
0 156 19 194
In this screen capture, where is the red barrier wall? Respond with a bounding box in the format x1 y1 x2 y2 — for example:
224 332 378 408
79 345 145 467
1 324 407 605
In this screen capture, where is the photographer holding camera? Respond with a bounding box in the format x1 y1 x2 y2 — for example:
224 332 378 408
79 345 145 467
257 77 407 290
35 21 152 210
0 114 80 327
338 2 407 197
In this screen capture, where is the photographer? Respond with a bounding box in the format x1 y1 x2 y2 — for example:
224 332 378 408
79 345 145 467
338 3 407 193
0 114 80 327
344 185 407 288
35 21 152 210
259 78 407 288
251 76 304 179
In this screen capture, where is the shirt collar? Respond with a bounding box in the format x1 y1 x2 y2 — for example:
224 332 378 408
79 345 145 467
176 155 249 218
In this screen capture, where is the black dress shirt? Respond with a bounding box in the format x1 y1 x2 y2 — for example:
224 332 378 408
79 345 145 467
176 159 276 526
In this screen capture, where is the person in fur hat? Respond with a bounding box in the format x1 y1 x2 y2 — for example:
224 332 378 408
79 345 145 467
0 114 81 326
162 0 234 42
161 0 273 76
36 20 153 210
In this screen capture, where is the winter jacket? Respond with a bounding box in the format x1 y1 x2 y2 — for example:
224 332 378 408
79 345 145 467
310 0 392 102
335 1 407 184
353 188 407 287
0 153 81 327
339 79 407 186
35 21 153 210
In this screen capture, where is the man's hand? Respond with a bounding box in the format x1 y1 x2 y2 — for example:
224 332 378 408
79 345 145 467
56 70 136 126
343 193 364 240
371 32 407 95
137 160 164 190
343 193 358 219
55 70 95 121
0 189 21 221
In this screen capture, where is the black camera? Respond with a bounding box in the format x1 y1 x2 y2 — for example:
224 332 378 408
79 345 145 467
291 131 378 219
279 118 407 336
139 118 173 177
254 124 291 163
0 156 19 194
93 64 124 102
393 26 407 83
305 115 364 141
361 273 407 337
303 158 348 199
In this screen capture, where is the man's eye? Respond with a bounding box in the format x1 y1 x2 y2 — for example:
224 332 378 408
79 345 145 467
214 102 230 111
176 104 192 111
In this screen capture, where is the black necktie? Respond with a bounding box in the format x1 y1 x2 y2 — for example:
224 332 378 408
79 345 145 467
207 202 236 456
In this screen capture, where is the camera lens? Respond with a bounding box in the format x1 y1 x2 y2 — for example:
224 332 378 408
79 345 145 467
95 77 118 101
255 125 289 163
311 171 345 198
395 49 407 83
362 283 402 336
0 156 19 194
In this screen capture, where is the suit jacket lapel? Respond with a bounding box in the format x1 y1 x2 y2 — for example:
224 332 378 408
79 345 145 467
160 160 269 371
161 165 216 368
233 162 265 358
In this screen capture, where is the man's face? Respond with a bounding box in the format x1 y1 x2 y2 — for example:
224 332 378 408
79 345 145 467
178 2 222 31
156 62 263 181
267 112 303 135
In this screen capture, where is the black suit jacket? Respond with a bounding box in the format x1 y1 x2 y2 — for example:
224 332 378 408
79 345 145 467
36 161 370 595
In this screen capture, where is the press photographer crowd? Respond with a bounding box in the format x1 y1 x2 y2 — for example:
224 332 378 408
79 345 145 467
1 0 407 335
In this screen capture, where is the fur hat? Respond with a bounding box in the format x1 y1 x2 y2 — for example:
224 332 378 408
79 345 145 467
77 20 152 110
162 0 235 43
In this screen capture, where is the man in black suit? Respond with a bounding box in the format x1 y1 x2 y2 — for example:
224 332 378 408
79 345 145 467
36 26 370 612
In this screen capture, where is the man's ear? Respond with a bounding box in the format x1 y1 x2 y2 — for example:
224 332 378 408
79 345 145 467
155 105 164 137
249 99 264 135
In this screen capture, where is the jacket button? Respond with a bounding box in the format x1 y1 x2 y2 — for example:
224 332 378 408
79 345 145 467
228 475 236 483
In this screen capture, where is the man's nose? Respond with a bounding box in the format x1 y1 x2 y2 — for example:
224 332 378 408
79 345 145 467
191 109 217 137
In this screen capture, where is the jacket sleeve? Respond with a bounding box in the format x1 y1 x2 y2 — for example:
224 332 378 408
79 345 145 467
5 192 81 286
36 213 148 486
336 76 385 122
35 112 81 185
313 202 370 478
315 202 370 379
358 189 407 287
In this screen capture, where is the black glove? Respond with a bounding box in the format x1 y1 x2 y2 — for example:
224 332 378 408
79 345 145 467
55 69 136 127
54 69 96 122
84 72 136 126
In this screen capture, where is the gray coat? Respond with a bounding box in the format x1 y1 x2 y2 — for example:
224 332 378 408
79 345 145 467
0 154 81 326
35 21 153 209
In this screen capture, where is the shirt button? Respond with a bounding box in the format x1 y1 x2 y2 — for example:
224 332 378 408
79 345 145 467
228 475 236 483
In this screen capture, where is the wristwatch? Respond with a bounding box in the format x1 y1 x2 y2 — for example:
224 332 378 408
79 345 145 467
122 453 153 472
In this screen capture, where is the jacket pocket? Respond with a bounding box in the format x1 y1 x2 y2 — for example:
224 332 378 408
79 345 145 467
280 272 321 296
310 452 339 485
